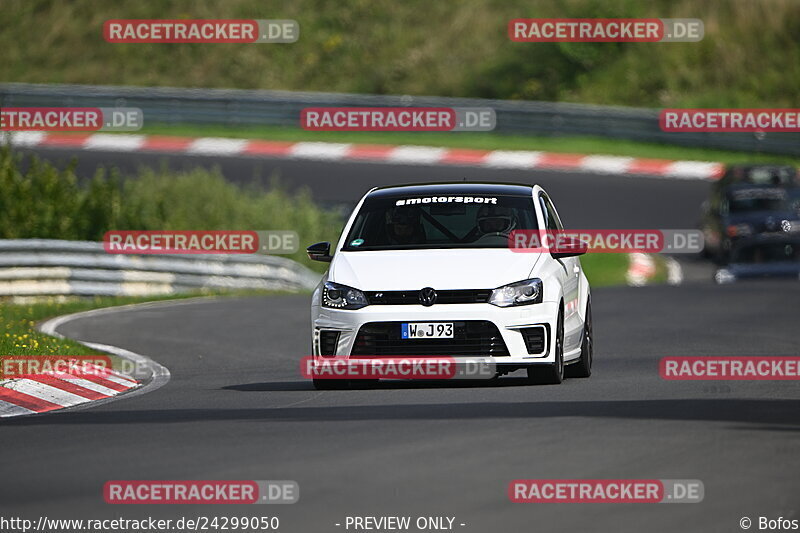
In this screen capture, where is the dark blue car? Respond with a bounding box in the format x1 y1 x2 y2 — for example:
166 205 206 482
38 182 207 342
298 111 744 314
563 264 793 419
701 183 800 263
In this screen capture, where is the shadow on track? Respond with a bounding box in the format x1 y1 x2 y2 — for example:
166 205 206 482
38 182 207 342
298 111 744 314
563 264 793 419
6 398 800 430
221 378 533 392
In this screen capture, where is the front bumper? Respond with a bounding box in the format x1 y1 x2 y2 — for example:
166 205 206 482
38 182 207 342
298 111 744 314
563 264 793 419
312 302 559 365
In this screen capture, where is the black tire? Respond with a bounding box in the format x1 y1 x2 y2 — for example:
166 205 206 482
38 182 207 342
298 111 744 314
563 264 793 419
527 306 564 385
566 296 593 378
348 379 379 389
312 378 349 390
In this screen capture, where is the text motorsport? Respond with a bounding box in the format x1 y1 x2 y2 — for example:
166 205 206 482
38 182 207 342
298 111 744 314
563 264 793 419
301 357 497 380
103 230 299 255
104 481 299 504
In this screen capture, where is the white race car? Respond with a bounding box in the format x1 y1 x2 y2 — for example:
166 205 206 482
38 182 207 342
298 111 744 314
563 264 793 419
307 183 592 389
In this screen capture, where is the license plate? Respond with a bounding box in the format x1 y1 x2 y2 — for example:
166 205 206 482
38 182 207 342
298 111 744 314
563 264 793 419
401 322 454 339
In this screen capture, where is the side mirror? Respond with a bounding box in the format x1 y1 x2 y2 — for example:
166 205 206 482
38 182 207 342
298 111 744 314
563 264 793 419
550 236 588 259
552 250 586 259
306 242 333 262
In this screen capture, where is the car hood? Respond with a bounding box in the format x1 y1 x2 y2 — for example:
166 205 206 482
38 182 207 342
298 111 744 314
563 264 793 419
329 249 542 290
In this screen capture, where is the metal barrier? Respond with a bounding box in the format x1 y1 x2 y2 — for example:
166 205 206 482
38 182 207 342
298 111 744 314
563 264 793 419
1 82 798 156
0 240 320 297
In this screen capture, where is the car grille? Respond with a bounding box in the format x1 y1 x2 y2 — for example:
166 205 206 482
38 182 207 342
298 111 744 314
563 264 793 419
520 325 548 354
318 330 340 356
351 321 509 356
365 289 492 305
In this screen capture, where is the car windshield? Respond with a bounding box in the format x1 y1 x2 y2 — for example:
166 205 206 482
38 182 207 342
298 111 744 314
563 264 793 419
342 194 538 250
746 167 798 186
727 188 789 213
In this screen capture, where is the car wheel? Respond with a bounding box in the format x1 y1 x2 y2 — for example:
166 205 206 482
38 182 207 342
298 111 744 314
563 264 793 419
566 296 592 378
312 378 350 390
527 307 564 385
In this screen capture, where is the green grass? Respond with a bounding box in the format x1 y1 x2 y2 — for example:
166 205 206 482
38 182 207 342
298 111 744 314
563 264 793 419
0 294 201 359
580 253 630 287
138 123 800 166
1 0 797 109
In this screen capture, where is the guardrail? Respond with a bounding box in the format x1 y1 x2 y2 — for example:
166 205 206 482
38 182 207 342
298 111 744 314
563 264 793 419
0 240 320 297
1 83 798 156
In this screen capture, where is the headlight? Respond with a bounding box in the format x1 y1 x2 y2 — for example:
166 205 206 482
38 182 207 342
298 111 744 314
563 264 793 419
322 281 369 310
489 278 543 307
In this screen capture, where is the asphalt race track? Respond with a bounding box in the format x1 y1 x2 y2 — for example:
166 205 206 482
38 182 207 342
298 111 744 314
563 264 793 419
19 146 709 228
3 149 799 533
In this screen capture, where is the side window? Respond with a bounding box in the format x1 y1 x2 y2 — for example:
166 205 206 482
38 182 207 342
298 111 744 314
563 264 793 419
540 193 563 230
538 196 552 229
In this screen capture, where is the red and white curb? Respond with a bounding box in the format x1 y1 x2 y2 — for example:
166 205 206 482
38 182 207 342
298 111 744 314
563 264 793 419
0 301 173 418
626 253 658 287
625 253 683 286
1 132 724 180
0 364 138 417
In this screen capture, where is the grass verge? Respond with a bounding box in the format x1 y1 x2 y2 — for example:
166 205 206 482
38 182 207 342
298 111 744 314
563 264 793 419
580 254 630 288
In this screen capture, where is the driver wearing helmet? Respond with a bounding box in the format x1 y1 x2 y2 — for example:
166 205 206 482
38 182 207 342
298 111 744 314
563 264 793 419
385 206 426 245
476 204 517 236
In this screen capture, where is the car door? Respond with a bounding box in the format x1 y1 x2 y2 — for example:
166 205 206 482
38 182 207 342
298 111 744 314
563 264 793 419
539 193 582 348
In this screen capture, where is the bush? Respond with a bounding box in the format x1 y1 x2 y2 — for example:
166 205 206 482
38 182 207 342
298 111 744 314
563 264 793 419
0 147 343 270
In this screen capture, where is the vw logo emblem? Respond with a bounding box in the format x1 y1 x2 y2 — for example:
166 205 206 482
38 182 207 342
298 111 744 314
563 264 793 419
419 287 437 306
